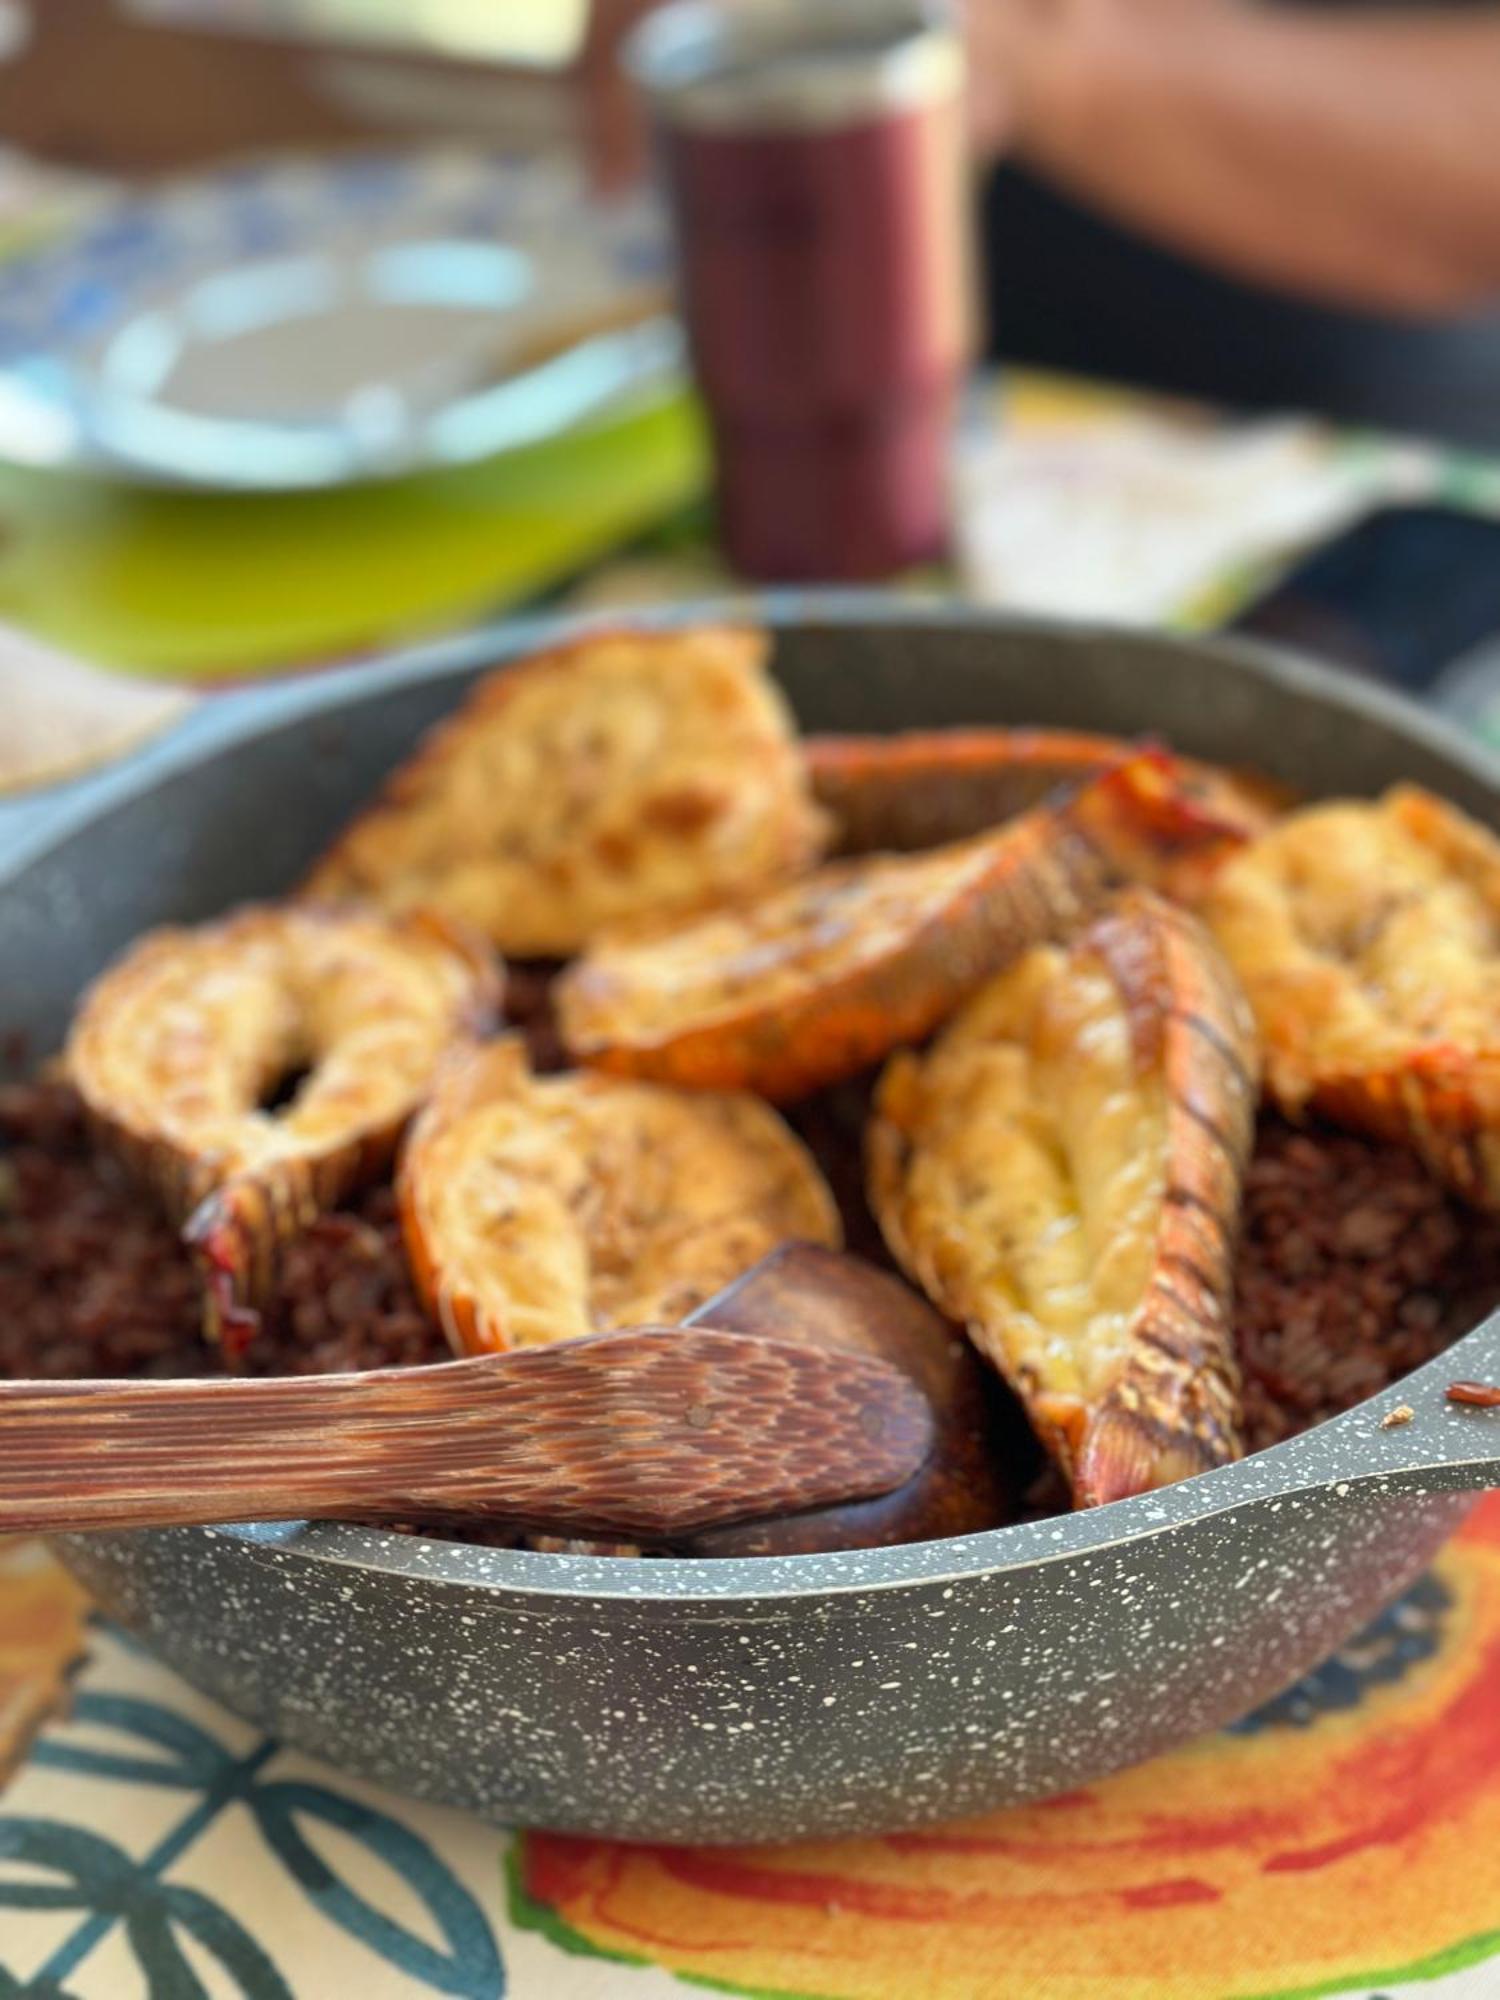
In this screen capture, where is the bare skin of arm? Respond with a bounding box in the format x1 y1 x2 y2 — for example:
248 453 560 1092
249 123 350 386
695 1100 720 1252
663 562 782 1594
968 0 1500 315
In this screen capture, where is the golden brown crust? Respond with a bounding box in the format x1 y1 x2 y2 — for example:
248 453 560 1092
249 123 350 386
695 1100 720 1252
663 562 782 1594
556 753 1251 1104
807 727 1284 856
65 902 502 1344
868 890 1257 1506
397 1037 841 1356
1204 784 1500 1206
302 626 828 956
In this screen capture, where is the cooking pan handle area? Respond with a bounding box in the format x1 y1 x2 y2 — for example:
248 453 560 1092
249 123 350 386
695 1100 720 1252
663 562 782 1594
1276 1307 1500 1500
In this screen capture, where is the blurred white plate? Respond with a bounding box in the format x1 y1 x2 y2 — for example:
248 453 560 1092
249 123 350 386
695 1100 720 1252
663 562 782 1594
0 149 681 490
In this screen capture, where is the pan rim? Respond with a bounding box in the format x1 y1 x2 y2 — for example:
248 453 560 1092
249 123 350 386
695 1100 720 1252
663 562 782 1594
18 591 1500 1603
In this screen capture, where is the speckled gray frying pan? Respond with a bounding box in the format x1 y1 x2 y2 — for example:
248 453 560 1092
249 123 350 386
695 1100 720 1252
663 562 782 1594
6 599 1500 1845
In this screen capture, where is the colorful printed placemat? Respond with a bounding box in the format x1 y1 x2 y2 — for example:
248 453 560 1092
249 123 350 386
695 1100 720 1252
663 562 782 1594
2 1497 1498 1997
952 372 1500 633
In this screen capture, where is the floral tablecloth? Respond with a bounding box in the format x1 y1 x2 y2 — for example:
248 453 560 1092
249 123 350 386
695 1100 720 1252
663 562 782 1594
2 1499 1498 1998
5 366 1500 1996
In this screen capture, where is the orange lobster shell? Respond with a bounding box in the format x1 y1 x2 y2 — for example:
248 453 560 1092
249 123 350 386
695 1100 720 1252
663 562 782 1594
398 1037 841 1357
66 902 501 1348
557 752 1251 1105
869 890 1258 1506
303 626 828 957
807 726 1283 856
1206 783 1500 1207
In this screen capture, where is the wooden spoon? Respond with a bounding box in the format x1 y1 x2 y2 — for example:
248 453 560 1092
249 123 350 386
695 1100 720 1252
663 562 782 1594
0 1328 932 1542
679 1242 1011 1556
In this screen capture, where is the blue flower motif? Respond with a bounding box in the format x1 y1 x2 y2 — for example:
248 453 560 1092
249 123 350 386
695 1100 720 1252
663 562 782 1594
248 1781 504 1997
31 1693 240 1792
0 1689 505 1996
0 1970 84 1998
0 1818 290 1997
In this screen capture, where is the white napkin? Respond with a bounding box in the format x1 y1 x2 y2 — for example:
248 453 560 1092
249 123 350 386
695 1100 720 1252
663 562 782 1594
0 621 192 794
953 398 1438 627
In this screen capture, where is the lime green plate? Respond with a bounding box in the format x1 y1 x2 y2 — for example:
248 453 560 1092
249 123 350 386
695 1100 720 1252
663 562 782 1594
0 392 707 683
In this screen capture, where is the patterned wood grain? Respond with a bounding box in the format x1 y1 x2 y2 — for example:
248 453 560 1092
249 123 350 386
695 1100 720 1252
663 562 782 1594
681 1243 1010 1555
0 1329 932 1540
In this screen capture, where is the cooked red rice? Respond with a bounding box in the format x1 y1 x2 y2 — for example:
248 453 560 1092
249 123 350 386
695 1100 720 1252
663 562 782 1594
1233 1117 1500 1451
4 1080 1498 1536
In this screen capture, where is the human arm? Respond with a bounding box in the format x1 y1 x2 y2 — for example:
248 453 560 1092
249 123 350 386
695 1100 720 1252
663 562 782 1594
968 0 1500 314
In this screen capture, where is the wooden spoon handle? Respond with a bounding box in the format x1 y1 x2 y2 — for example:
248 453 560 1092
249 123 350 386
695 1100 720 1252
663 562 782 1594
0 1329 933 1540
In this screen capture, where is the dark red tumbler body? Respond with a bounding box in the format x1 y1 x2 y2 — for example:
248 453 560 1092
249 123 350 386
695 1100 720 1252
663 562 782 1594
631 3 972 582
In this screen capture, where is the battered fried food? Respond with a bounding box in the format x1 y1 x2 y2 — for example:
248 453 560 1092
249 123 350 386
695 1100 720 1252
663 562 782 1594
869 891 1257 1506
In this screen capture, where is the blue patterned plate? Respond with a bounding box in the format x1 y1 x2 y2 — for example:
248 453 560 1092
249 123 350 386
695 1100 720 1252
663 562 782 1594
0 149 680 490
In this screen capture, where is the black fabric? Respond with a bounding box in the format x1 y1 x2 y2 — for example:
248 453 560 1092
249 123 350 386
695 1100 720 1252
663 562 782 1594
981 127 1500 448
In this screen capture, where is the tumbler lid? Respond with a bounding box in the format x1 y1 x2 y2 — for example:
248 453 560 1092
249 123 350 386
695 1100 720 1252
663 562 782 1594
626 0 963 134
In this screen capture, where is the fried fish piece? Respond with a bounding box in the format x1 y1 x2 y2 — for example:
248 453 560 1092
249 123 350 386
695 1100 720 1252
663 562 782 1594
557 753 1250 1104
398 1037 841 1355
65 903 501 1348
868 891 1257 1506
1205 784 1500 1206
807 727 1284 855
303 626 827 956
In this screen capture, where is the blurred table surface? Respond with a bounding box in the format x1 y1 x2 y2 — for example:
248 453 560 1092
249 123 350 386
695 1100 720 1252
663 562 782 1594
5 152 1500 2000
5 360 1500 825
